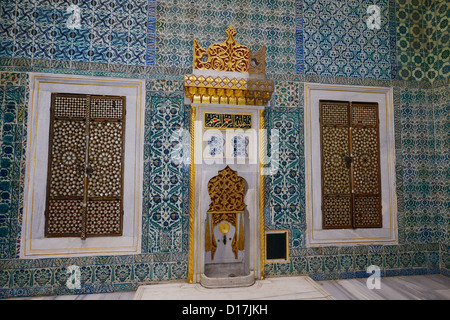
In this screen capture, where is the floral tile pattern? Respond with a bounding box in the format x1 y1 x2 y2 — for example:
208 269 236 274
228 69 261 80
0 0 153 66
395 0 449 82
398 86 448 245
143 88 187 254
300 0 397 80
0 0 447 83
156 0 297 75
0 72 27 261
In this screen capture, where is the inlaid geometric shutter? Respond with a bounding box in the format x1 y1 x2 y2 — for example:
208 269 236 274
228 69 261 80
45 93 126 239
320 100 382 229
350 102 382 228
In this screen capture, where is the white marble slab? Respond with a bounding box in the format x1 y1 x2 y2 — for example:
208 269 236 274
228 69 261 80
134 276 334 300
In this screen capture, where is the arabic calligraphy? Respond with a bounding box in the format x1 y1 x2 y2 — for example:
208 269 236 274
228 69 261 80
204 113 252 129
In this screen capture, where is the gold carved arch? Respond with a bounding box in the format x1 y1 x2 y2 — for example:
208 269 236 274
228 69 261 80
205 166 246 260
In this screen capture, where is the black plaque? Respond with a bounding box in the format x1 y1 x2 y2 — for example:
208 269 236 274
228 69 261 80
266 232 287 260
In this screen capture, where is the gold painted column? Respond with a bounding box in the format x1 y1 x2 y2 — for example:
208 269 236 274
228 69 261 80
188 106 196 283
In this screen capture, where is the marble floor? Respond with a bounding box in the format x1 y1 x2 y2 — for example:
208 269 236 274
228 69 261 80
317 274 450 300
4 274 450 300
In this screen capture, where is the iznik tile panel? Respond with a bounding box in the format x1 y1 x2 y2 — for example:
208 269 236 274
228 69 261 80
0 72 27 260
395 0 449 82
0 0 155 66
155 0 297 75
143 95 187 253
265 110 304 227
300 0 397 80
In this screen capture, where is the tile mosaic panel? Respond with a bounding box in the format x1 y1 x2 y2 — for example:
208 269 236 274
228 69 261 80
0 72 27 260
2 0 447 83
264 244 442 279
264 82 305 247
300 0 397 80
430 83 449 245
272 81 302 107
434 1 450 80
0 253 189 298
295 0 305 75
265 109 304 227
155 0 297 75
143 92 187 254
398 86 447 245
0 0 155 66
395 0 449 82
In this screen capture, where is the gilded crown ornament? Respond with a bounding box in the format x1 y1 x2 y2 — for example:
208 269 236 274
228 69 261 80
185 25 274 106
194 25 251 73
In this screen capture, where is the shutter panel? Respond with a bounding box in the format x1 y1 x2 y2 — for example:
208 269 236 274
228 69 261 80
45 94 87 237
86 96 125 237
320 101 352 229
45 94 125 238
350 103 382 228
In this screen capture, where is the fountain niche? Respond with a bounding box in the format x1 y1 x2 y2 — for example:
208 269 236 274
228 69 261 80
200 166 255 288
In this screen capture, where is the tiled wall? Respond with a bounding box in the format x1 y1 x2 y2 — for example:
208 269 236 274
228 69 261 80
395 0 449 82
156 0 297 75
0 73 27 261
262 80 448 279
142 81 188 254
0 0 155 66
301 0 397 80
1 0 448 82
0 0 448 298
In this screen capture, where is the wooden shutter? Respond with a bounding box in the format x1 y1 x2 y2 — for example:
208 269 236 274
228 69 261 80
350 102 382 228
320 100 382 229
45 93 126 239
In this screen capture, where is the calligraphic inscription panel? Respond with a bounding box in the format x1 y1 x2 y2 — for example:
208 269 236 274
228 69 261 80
204 113 252 129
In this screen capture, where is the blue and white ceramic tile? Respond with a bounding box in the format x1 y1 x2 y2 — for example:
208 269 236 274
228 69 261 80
230 134 248 158
206 134 224 157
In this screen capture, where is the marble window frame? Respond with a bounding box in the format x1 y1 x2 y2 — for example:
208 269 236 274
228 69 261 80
304 83 398 246
20 73 145 258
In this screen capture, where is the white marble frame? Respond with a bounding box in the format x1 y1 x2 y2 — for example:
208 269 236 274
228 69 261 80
304 83 398 246
20 73 145 258
190 104 264 283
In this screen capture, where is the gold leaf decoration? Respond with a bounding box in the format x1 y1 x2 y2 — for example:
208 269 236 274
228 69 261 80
194 25 251 73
